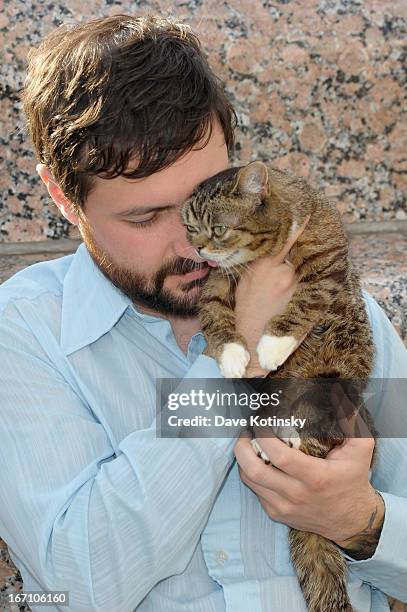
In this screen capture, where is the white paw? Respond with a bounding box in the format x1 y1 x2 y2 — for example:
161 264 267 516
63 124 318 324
251 438 271 464
256 334 297 371
219 342 250 378
275 426 301 449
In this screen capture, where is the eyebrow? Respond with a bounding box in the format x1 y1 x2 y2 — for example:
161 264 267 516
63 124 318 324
115 203 174 217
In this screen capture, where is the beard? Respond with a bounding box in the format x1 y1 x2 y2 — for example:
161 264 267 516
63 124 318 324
79 219 206 317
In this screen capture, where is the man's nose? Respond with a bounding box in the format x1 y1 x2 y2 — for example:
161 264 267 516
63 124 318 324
172 225 197 259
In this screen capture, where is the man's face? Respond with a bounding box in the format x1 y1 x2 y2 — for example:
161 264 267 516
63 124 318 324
78 118 229 317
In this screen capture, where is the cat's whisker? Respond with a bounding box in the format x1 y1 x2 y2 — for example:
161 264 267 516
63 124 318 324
228 265 238 282
231 263 243 276
178 245 198 256
227 265 239 286
232 261 255 282
177 245 206 265
234 260 252 275
219 266 230 285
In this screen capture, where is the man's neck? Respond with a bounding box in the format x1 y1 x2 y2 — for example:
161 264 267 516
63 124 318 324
167 315 201 353
133 302 201 353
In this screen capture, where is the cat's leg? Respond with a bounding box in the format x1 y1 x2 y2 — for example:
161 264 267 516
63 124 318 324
201 299 250 377
251 376 345 463
257 334 299 372
257 272 343 371
200 276 250 378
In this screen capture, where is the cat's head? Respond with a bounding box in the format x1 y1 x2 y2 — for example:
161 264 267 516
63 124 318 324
181 161 278 269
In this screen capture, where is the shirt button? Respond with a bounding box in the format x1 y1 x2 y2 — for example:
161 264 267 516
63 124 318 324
215 549 229 565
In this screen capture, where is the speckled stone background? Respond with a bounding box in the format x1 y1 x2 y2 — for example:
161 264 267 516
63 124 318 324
1 0 406 239
0 0 406 610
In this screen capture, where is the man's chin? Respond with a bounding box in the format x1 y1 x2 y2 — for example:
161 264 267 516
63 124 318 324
149 298 199 318
177 280 205 295
162 285 201 317
133 285 201 318
165 274 205 297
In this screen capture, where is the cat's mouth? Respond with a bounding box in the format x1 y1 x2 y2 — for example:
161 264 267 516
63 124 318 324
201 251 241 268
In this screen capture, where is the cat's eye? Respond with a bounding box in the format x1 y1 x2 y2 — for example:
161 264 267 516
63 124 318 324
185 225 198 233
213 225 228 237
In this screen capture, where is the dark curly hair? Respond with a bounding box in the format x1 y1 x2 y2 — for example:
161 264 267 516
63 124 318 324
20 13 237 212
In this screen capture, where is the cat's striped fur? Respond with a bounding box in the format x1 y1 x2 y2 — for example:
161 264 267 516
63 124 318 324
181 161 376 612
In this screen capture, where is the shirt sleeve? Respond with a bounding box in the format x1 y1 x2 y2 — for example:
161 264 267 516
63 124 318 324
342 291 407 601
0 305 234 611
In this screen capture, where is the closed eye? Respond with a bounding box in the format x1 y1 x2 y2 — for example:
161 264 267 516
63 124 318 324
121 204 177 228
185 225 199 233
125 215 157 228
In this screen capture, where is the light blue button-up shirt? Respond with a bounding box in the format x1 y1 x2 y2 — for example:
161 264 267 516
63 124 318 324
0 243 406 612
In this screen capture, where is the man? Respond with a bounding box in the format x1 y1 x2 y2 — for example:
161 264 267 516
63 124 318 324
0 13 406 612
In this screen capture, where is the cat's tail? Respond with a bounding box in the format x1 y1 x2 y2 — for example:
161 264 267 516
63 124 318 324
289 528 353 612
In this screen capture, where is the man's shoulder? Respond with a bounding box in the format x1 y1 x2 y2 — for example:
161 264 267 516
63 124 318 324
0 253 74 320
362 288 401 341
361 289 407 378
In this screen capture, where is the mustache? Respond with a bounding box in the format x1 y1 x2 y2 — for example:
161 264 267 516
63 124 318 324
153 257 208 292
159 257 207 277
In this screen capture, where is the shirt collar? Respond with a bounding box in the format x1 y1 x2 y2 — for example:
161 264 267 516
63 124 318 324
60 243 133 355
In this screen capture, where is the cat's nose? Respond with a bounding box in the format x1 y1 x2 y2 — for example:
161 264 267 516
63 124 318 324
196 248 212 260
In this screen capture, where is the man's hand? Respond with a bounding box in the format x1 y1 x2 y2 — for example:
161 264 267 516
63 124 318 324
234 433 383 557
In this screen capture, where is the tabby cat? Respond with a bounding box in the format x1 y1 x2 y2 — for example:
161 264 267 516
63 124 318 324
181 160 376 612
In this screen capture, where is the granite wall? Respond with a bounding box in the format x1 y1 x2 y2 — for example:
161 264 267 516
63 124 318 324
1 0 406 242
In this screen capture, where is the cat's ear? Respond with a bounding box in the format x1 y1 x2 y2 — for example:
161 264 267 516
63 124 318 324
231 161 270 200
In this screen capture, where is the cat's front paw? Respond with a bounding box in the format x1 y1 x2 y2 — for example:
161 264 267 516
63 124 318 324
251 438 272 464
219 342 250 378
256 334 297 371
251 432 301 466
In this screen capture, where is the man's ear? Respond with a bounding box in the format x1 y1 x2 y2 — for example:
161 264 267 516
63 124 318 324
36 163 80 225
